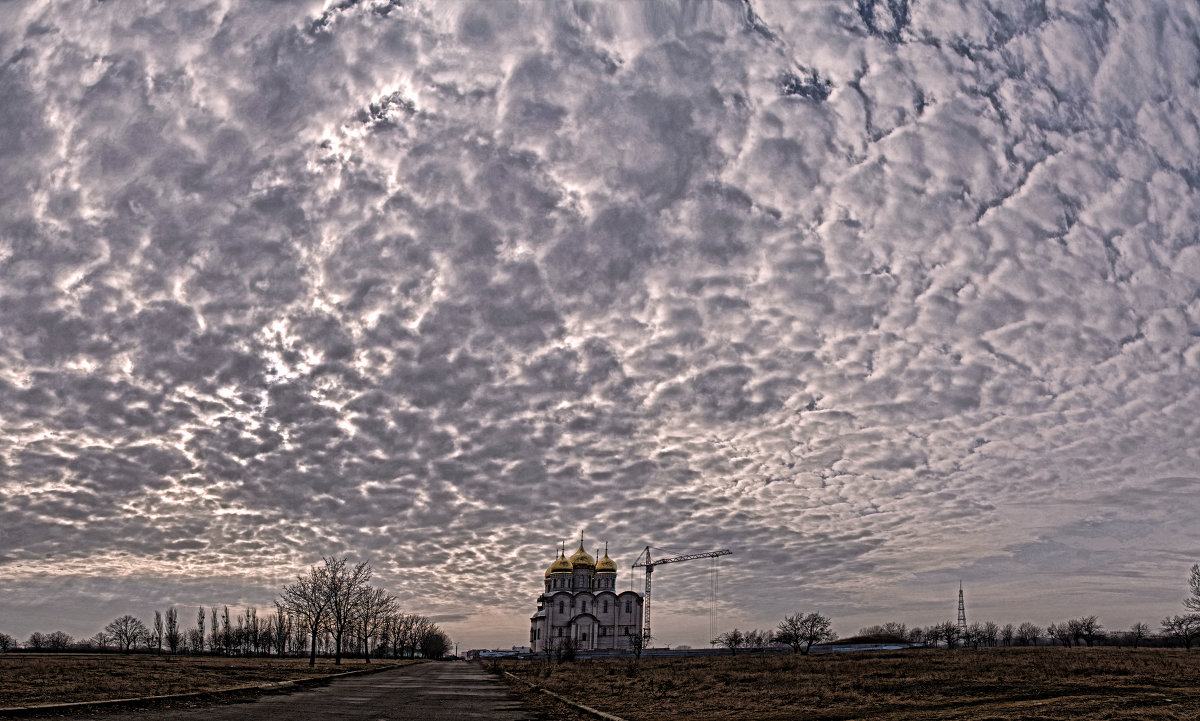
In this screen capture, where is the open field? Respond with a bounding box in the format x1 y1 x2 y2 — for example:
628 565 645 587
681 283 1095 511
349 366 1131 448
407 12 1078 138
0 654 417 708
499 647 1200 720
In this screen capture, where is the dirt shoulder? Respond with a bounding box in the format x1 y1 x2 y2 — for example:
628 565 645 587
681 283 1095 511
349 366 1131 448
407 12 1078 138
492 666 594 721
0 654 418 709
498 648 1200 721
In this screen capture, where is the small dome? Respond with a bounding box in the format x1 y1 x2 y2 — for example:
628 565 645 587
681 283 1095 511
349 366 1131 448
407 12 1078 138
546 549 572 577
596 550 617 573
568 540 595 568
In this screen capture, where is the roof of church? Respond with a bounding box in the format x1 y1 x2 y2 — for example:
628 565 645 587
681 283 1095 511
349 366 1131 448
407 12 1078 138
545 547 573 577
568 539 595 568
596 548 617 573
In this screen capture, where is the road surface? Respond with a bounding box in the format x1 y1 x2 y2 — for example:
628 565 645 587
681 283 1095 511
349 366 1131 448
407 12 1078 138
36 662 534 720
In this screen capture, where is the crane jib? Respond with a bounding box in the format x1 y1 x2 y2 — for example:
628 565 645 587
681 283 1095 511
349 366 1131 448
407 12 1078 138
633 549 734 567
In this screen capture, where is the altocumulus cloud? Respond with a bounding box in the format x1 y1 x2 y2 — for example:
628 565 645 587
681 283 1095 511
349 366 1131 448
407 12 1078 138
1 0 1199 646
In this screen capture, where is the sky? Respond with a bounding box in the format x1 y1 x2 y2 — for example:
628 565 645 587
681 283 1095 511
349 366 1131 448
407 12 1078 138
1 0 1199 651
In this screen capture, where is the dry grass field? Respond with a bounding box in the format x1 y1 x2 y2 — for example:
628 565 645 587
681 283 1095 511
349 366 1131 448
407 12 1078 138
499 647 1200 720
0 654 415 708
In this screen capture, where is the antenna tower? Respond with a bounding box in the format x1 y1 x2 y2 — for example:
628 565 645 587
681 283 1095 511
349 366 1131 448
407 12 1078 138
956 581 967 633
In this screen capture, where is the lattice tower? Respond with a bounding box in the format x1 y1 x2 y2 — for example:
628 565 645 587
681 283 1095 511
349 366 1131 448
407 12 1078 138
956 581 967 633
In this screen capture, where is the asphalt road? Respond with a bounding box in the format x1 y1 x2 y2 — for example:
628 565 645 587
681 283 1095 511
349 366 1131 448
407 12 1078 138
52 663 533 721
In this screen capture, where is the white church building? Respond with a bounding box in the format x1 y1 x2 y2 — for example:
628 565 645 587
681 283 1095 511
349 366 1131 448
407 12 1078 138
530 539 644 652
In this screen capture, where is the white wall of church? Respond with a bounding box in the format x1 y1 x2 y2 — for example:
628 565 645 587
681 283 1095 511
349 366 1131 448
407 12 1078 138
530 545 644 652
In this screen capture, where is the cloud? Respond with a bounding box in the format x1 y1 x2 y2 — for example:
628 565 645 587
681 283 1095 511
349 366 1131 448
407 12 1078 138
0 0 1198 646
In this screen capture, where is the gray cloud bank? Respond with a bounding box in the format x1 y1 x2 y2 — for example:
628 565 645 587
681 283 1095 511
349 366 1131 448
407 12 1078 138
1 0 1198 645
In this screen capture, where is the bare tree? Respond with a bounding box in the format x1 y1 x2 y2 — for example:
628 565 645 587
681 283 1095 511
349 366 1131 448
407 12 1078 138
1048 622 1073 648
775 612 835 655
712 628 745 655
1055 616 1103 647
553 634 577 663
26 632 47 650
153 611 164 653
859 622 907 638
747 628 773 652
625 629 647 659
91 631 111 650
259 621 275 657
196 607 206 653
419 628 451 659
922 624 943 648
1076 616 1103 647
1068 619 1082 646
939 621 961 649
1000 623 1015 646
209 608 220 654
0 632 15 652
244 608 259 656
964 623 983 649
1127 622 1150 648
272 604 291 657
280 561 332 666
412 616 439 658
293 616 308 656
906 626 927 646
1161 565 1200 651
1185 564 1200 613
323 557 373 664
106 615 149 652
981 621 1000 647
1161 615 1200 649
165 608 181 653
47 631 73 651
220 606 233 655
356 586 397 663
392 613 419 658
1015 622 1041 646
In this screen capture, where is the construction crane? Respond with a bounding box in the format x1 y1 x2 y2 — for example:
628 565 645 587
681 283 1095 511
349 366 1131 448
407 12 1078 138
632 546 733 643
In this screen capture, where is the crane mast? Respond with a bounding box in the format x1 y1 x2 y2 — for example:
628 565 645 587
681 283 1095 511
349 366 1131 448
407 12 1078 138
632 546 733 643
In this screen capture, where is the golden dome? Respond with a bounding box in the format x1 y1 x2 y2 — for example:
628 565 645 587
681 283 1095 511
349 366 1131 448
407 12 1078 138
546 549 572 577
568 540 595 568
596 550 617 573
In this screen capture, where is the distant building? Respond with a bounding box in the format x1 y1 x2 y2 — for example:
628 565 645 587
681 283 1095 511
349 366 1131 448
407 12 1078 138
471 646 528 660
530 539 644 653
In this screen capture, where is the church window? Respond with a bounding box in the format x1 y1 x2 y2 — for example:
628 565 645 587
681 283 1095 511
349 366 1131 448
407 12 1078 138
581 632 587 641
557 628 563 637
558 601 564 613
625 601 632 614
600 626 607 637
582 601 587 613
603 600 608 613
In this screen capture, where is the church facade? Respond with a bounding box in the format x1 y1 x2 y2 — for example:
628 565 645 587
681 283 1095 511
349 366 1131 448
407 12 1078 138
530 540 644 652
